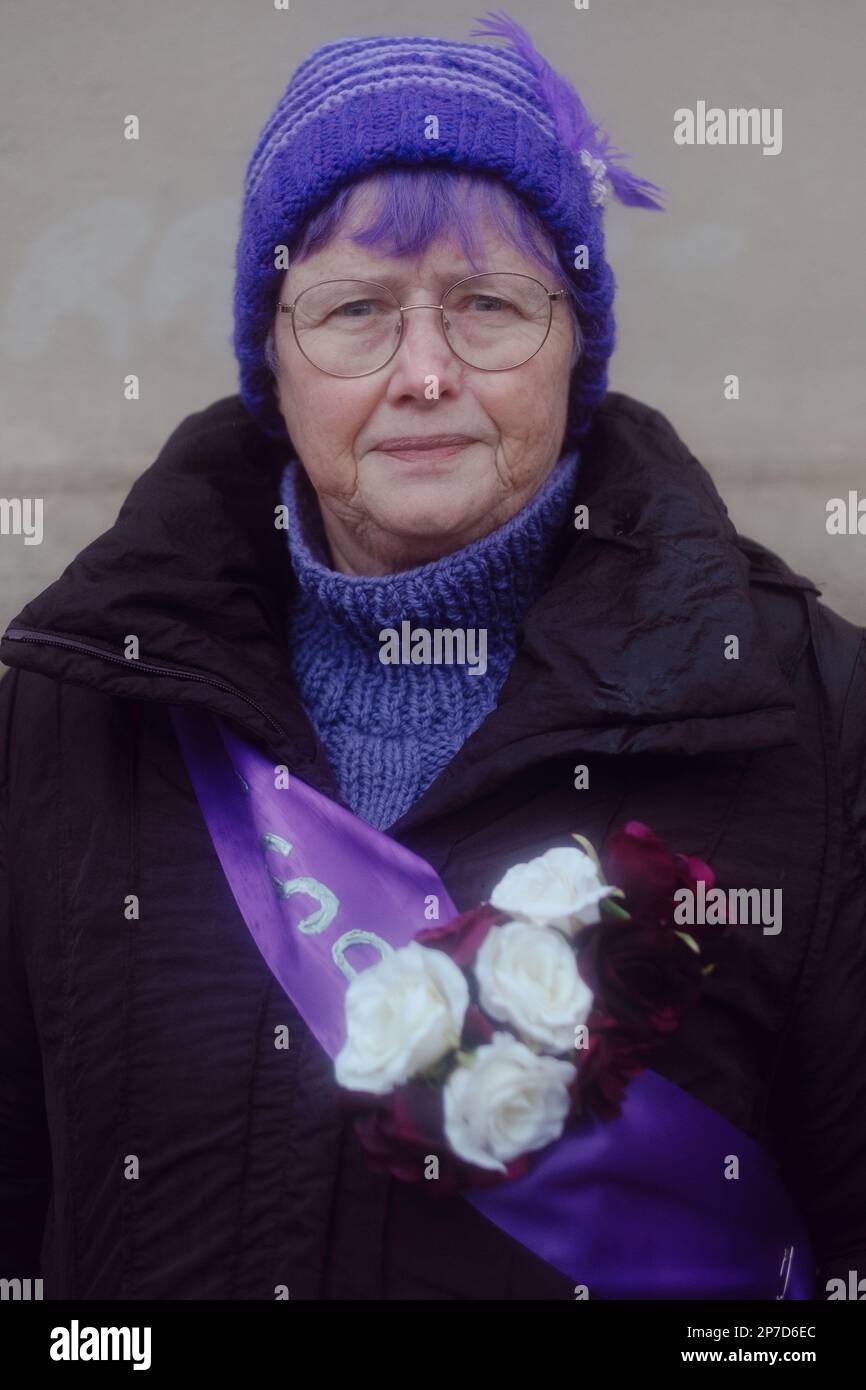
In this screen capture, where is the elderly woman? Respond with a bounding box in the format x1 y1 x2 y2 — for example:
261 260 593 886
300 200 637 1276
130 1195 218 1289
1 13 864 1303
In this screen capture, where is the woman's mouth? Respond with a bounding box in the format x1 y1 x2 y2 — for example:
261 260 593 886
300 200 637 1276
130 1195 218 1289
376 435 475 462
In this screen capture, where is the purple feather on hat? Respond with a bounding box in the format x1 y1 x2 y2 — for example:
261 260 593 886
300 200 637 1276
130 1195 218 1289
469 8 664 211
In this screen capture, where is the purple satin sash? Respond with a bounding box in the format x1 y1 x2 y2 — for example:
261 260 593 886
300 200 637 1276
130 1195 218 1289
171 705 816 1300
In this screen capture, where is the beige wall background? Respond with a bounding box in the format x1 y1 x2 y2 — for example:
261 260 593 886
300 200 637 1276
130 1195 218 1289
1 0 864 631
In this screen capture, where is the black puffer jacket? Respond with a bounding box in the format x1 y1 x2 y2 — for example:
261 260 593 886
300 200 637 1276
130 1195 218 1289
1 392 864 1299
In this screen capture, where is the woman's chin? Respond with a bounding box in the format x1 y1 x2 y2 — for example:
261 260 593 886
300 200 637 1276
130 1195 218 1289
364 485 493 548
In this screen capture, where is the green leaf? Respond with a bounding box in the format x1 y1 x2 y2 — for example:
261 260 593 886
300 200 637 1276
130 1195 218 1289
600 898 632 922
673 931 701 955
570 833 603 873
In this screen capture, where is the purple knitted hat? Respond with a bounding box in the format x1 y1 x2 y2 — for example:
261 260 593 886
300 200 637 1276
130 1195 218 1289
233 8 662 447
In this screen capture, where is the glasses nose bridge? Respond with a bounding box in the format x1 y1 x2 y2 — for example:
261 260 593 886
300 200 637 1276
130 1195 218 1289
398 300 445 313
393 298 453 362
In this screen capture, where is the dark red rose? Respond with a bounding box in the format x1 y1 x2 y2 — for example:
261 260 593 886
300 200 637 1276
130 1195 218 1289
604 820 715 929
579 915 704 1039
416 903 508 967
574 1012 655 1121
350 1082 446 1185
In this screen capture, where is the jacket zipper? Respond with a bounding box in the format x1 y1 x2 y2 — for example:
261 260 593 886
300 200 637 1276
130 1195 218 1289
2 625 290 740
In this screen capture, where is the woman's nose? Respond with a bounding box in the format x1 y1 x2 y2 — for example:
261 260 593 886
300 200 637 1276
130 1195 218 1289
390 302 460 378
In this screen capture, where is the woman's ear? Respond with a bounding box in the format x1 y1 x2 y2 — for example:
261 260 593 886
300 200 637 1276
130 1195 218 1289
264 324 280 376
264 325 283 407
571 315 582 370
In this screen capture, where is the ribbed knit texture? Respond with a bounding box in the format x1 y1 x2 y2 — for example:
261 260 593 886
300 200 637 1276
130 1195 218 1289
280 451 579 830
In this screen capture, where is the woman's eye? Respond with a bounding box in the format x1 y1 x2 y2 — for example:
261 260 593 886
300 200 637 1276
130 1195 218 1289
454 295 517 315
335 299 383 318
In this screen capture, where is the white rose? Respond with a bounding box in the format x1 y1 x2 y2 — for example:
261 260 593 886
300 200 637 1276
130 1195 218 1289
335 941 468 1095
490 844 613 935
443 1032 575 1173
474 920 594 1053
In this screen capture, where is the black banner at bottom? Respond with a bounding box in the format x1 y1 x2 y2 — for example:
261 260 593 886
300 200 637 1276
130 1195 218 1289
0 1296 860 1377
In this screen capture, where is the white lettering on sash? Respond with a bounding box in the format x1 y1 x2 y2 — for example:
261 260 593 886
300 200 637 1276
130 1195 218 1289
260 831 391 972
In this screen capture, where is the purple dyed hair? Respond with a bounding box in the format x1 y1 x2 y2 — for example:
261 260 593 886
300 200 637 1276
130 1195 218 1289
264 167 582 373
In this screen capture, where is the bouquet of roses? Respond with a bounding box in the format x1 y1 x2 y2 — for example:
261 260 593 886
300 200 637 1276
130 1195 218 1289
334 821 726 1192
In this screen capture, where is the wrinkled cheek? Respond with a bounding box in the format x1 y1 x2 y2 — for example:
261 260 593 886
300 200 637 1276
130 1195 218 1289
281 385 365 493
503 371 570 463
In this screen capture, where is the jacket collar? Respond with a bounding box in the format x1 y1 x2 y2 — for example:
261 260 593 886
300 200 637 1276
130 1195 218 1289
0 392 817 816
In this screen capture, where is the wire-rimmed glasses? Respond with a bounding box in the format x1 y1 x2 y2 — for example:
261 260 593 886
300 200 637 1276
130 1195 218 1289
277 272 569 378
